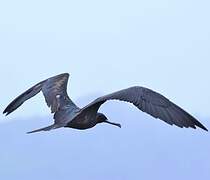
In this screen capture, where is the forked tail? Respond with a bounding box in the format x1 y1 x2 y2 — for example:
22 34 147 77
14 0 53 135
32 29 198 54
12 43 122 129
27 124 60 134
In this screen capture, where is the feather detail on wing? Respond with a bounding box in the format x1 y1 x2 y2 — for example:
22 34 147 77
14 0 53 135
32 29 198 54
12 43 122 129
83 86 208 131
3 73 78 117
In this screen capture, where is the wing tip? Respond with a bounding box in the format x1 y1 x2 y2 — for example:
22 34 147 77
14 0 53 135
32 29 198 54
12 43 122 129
184 119 208 131
172 123 208 131
197 125 208 132
184 121 208 131
171 104 208 132
3 104 15 116
3 109 10 116
192 119 208 132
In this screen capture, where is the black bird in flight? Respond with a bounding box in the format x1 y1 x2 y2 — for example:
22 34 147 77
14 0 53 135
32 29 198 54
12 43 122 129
3 73 208 133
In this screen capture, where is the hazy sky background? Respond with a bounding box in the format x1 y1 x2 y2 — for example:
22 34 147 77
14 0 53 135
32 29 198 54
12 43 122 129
0 0 210 180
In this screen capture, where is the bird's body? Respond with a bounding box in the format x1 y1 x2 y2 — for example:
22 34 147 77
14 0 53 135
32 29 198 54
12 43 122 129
66 111 98 130
3 73 208 133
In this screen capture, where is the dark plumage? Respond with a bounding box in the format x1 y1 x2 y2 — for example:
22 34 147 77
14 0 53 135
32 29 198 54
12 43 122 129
3 73 208 133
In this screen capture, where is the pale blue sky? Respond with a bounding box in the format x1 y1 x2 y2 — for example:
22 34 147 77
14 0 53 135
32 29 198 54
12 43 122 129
0 0 210 179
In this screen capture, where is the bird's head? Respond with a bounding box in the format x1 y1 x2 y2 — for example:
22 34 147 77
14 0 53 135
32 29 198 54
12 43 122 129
96 113 121 128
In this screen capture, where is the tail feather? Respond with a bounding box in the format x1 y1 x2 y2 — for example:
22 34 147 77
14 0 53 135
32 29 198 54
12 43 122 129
27 124 59 134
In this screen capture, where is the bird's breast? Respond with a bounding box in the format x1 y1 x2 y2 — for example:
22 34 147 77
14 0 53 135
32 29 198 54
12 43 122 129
65 113 97 130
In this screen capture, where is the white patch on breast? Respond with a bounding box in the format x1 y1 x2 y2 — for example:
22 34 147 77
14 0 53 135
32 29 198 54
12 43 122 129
56 94 61 99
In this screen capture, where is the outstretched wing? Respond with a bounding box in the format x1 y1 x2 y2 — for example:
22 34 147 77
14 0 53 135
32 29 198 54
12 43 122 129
42 73 76 113
3 73 78 116
83 86 208 131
